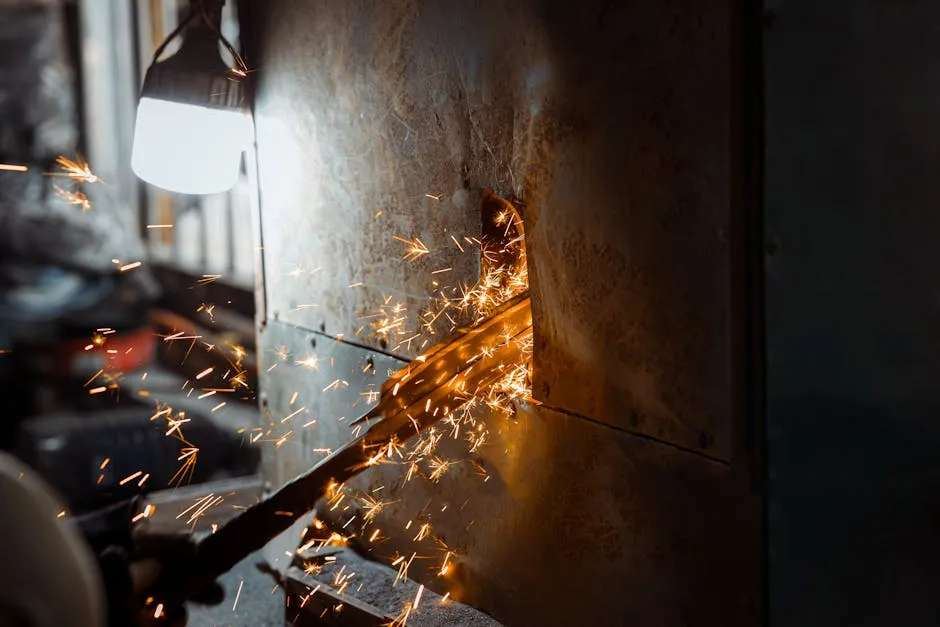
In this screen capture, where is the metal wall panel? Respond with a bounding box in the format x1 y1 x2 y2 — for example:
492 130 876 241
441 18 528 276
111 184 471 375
260 332 758 626
257 320 406 484
246 0 758 624
764 1 940 625
350 401 757 626
249 0 737 458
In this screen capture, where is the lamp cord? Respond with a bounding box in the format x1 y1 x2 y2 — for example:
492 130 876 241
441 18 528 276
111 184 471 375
150 3 199 63
150 0 242 69
198 0 243 68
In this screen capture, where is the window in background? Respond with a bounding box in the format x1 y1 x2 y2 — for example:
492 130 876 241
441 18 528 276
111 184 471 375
133 0 256 289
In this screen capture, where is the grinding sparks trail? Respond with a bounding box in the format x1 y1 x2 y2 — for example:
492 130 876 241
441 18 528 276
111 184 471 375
340 194 531 622
54 185 91 211
360 493 392 523
393 236 430 261
49 155 102 184
232 579 244 611
151 404 202 487
226 52 254 82
153 194 531 621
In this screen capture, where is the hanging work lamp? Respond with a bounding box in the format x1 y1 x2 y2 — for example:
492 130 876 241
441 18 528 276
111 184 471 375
131 0 249 195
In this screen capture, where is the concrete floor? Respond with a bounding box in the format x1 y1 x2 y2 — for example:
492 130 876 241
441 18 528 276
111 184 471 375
188 551 285 627
185 546 503 626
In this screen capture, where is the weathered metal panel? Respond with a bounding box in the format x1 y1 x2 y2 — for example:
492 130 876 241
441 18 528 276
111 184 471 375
255 322 759 627
257 324 758 626
764 1 940 625
332 401 757 626
247 0 757 624
257 320 406 484
250 0 736 458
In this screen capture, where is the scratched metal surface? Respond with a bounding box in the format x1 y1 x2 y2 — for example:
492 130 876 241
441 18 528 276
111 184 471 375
256 325 757 627
245 0 756 624
247 0 737 459
257 320 406 484
329 399 757 627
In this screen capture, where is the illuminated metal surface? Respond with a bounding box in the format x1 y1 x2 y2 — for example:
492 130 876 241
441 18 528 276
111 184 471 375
245 0 757 624
248 0 737 459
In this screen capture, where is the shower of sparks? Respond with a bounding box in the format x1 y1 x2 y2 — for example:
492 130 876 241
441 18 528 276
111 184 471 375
50 155 102 184
54 185 92 211
233 579 244 611
281 407 306 423
427 457 454 482
151 404 202 487
177 493 224 527
198 274 223 285
360 493 391 523
0 163 28 172
296 355 319 370
438 551 453 576
171 445 200 486
323 379 348 393
412 522 431 542
361 388 381 403
197 303 216 321
119 471 143 486
387 602 413 627
120 195 531 619
131 504 156 524
333 195 532 620
392 552 417 587
226 52 254 82
392 236 430 261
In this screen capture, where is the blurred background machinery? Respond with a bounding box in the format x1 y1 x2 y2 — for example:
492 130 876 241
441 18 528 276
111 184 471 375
0 0 258 515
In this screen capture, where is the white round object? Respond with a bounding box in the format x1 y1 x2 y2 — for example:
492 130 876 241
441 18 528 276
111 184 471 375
0 452 103 627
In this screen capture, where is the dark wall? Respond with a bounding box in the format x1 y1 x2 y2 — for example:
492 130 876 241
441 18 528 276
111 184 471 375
764 2 940 625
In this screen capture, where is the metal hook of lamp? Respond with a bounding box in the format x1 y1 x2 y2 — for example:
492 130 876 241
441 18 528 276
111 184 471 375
131 0 250 195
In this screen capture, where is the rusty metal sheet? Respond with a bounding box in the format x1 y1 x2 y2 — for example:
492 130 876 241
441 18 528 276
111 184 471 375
325 401 758 627
255 327 758 626
249 0 736 459
246 1 753 623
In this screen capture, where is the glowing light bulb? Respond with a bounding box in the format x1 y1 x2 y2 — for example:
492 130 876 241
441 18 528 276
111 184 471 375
131 97 249 195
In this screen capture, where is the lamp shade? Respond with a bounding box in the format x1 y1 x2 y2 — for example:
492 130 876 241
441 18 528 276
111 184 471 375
131 5 249 195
